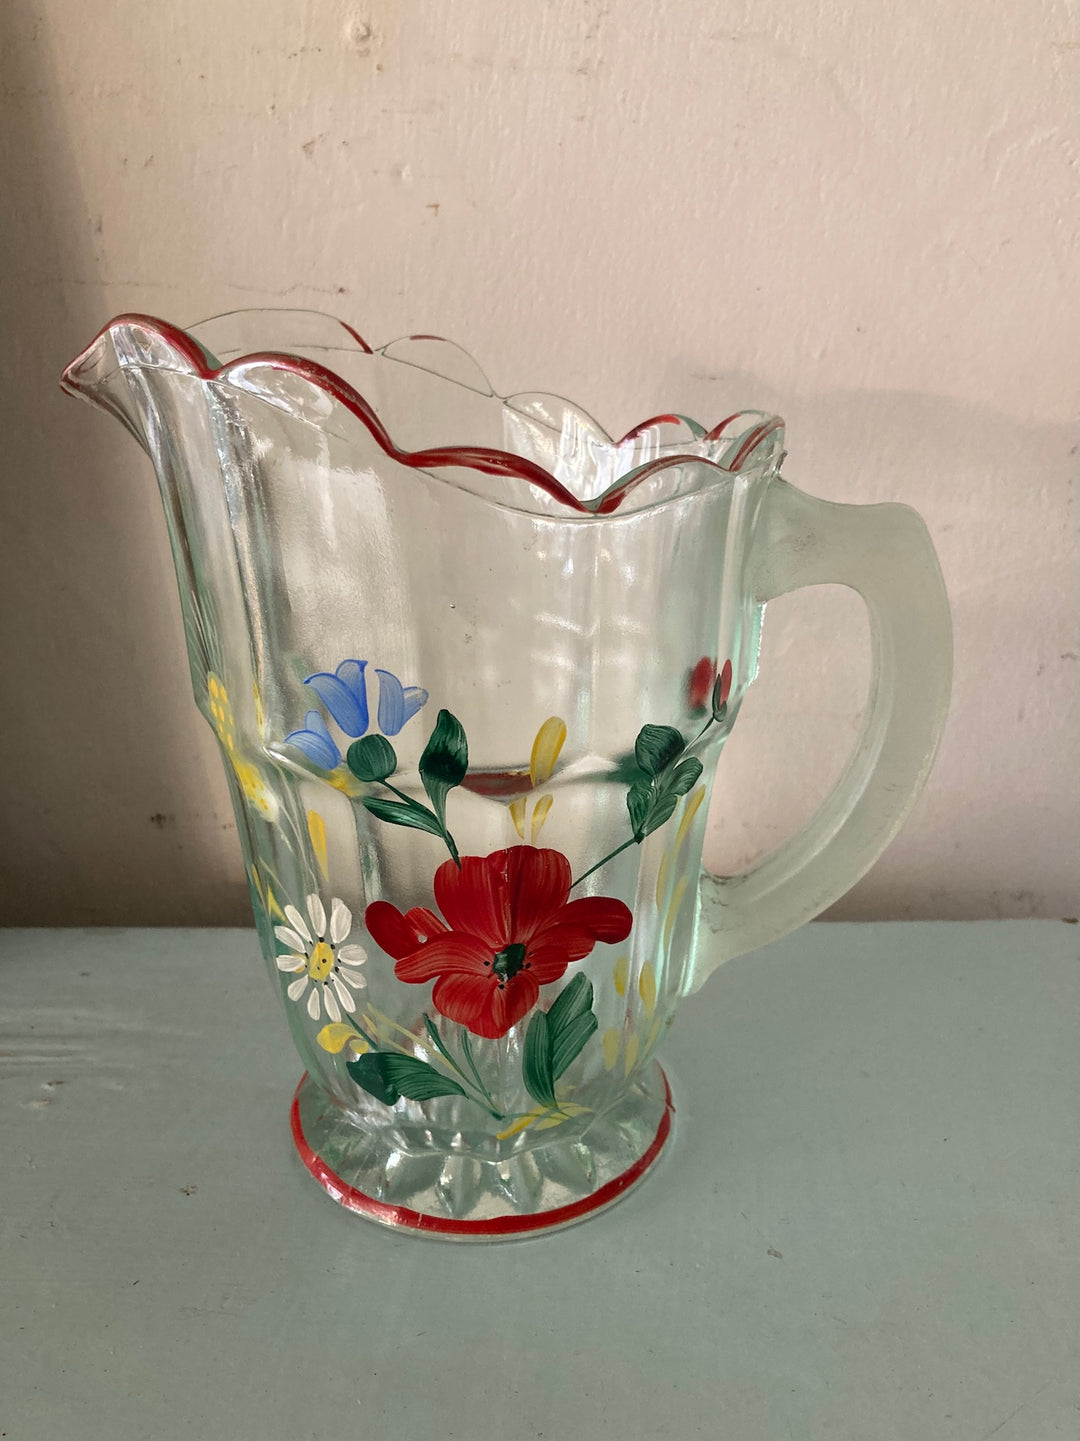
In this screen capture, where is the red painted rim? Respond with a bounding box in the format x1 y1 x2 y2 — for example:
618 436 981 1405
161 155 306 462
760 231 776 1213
290 1070 674 1236
62 313 782 516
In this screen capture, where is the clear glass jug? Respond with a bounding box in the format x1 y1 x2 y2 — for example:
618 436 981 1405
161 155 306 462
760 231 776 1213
62 311 952 1238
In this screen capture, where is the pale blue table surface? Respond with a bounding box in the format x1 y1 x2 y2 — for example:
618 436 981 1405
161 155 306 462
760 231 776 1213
2 921 1078 1441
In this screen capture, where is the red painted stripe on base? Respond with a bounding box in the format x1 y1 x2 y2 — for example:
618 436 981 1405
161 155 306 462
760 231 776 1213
290 1072 674 1237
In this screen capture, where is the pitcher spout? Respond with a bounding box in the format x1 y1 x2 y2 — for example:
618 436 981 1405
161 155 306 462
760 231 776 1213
60 312 216 450
61 320 143 445
60 314 269 724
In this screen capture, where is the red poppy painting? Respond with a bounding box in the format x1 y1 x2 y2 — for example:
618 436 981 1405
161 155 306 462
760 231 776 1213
366 846 632 1038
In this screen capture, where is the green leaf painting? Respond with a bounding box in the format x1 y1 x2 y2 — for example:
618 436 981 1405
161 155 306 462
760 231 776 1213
418 709 469 827
551 1010 598 1081
361 797 447 838
346 1052 404 1106
522 974 599 1106
347 1050 468 1105
625 728 703 841
522 1009 557 1109
634 724 684 778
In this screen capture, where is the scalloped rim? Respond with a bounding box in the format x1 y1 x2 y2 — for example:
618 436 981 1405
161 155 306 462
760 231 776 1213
62 313 783 516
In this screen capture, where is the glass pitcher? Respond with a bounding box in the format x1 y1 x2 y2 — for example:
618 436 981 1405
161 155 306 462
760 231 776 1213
62 311 952 1238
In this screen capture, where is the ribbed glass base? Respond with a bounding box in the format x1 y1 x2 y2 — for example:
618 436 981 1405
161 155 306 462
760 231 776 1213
290 1062 675 1240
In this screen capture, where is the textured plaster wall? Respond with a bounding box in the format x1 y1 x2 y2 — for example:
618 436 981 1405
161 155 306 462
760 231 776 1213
0 0 1076 925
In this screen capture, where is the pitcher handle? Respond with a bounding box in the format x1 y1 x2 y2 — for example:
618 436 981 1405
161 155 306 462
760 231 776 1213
689 478 952 989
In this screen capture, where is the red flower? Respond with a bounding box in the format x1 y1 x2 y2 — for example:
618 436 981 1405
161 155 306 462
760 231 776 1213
688 656 733 713
366 847 633 1039
688 657 717 711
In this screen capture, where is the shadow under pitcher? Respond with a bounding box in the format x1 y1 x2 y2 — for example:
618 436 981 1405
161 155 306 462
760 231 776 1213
62 311 952 1238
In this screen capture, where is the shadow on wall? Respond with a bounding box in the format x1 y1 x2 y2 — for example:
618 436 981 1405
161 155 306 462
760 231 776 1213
0 2 247 927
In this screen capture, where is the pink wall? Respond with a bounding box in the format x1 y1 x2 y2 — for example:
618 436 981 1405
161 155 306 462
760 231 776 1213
1 0 1076 922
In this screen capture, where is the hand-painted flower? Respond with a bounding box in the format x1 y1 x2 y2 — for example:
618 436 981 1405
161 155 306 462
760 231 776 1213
283 709 342 769
303 659 370 737
366 847 632 1039
284 660 429 766
688 656 733 714
275 893 367 1022
374 668 429 736
687 657 717 712
206 672 280 818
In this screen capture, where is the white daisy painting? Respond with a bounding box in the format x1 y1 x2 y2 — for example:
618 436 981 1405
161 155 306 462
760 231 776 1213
275 894 367 1022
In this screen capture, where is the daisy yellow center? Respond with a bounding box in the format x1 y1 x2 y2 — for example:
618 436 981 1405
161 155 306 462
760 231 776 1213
308 940 335 981
491 942 527 981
